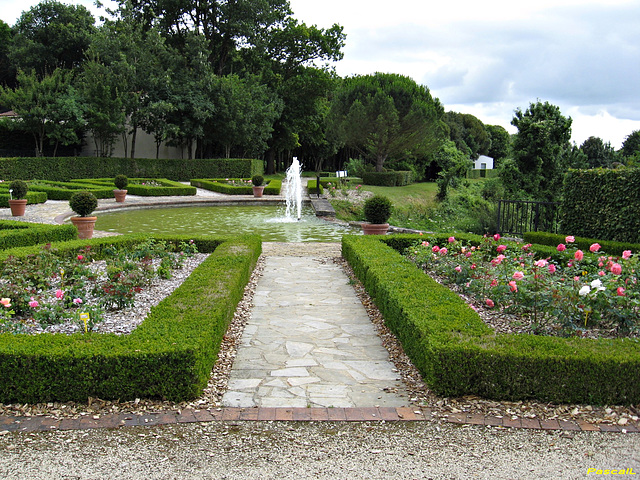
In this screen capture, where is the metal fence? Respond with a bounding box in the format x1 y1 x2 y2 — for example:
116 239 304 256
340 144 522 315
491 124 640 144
496 199 560 237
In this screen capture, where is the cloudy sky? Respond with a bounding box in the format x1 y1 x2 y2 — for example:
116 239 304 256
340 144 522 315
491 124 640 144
2 0 639 148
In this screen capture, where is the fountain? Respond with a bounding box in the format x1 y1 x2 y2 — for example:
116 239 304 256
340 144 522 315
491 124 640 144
285 157 302 221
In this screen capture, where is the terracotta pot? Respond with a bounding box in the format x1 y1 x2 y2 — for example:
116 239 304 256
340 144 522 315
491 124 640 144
113 189 127 203
252 186 265 198
362 223 389 235
70 216 97 239
8 199 28 216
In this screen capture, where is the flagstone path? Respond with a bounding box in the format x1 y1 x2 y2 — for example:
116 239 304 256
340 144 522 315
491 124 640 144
221 254 410 408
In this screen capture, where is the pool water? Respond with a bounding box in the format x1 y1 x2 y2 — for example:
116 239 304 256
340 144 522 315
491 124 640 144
94 205 360 242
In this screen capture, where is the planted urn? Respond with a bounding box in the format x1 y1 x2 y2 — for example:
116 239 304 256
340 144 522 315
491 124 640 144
362 194 392 235
8 180 28 216
69 191 99 239
114 174 128 202
251 175 265 197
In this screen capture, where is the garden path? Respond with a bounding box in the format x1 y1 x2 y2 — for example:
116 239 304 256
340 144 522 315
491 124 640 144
222 249 410 408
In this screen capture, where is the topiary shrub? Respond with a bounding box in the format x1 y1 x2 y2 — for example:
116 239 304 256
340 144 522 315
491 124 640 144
251 175 264 187
364 195 393 224
114 174 128 190
69 191 98 217
9 180 28 200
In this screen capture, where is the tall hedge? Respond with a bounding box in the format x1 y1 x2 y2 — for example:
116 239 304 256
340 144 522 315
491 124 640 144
362 171 414 186
0 157 264 182
561 168 640 243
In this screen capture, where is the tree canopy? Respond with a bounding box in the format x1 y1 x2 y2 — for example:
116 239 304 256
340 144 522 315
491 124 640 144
329 73 445 172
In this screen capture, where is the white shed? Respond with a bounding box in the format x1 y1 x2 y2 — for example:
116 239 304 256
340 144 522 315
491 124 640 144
473 155 494 170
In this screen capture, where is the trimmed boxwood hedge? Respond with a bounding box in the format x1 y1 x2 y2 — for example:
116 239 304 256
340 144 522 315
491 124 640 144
0 157 264 182
27 180 114 200
191 178 281 195
74 178 197 196
523 231 640 258
0 190 48 207
0 220 77 250
342 234 640 405
0 233 261 403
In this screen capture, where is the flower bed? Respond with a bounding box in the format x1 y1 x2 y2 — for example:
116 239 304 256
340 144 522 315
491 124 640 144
405 234 638 338
342 234 640 405
0 239 199 335
0 233 261 403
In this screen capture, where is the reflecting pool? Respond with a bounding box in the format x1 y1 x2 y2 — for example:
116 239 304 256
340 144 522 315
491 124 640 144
94 204 360 242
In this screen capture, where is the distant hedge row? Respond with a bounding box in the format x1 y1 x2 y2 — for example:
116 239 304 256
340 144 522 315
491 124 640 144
343 234 640 405
77 178 197 197
0 157 264 182
561 168 640 243
0 234 261 403
191 178 281 195
362 171 414 186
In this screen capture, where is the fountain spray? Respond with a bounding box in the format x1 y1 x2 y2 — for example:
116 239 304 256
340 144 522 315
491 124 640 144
285 157 303 221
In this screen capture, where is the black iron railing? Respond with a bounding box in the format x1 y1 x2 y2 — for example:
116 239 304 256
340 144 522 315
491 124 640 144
496 199 560 237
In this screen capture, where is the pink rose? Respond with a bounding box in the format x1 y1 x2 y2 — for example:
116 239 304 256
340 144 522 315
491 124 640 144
490 279 498 287
56 289 64 299
512 271 524 281
617 287 626 296
77 254 84 261
509 281 518 292
496 245 507 253
598 271 605 276
565 236 575 243
448 236 456 243
493 234 501 241
455 266 462 272
471 264 476 270
557 244 566 252
432 245 440 253
485 299 495 308
622 250 632 260
29 297 39 308
548 264 556 274
589 243 601 253
534 259 548 267
611 263 622 275
574 250 584 261
421 241 429 247
574 276 580 282
73 298 83 305
0 298 11 308
439 247 448 256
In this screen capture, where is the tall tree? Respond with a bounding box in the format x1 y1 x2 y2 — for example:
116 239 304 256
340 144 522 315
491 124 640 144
0 68 81 156
501 101 572 202
621 130 640 159
329 73 445 172
443 112 490 160
8 0 95 75
486 124 510 162
0 20 15 88
579 136 617 168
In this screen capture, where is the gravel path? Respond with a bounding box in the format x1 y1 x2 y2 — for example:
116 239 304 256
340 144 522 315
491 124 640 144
0 421 638 479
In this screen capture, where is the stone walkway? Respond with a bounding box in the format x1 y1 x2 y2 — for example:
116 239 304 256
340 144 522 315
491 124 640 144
222 255 409 408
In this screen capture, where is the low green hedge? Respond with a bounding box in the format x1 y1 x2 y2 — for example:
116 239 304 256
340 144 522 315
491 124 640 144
74 178 197 196
0 190 48 207
362 171 414 186
0 234 261 403
342 234 640 405
307 180 324 194
27 180 114 200
523 232 640 258
0 157 264 182
191 178 281 195
0 220 77 250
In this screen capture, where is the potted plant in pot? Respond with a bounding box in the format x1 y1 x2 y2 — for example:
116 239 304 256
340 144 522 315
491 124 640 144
69 191 99 239
113 174 128 202
362 195 392 235
252 175 265 197
8 180 28 216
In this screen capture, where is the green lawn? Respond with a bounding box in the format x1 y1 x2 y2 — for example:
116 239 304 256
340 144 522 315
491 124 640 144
360 182 438 205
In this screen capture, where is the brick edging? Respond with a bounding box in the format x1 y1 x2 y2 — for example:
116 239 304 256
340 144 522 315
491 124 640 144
0 407 636 434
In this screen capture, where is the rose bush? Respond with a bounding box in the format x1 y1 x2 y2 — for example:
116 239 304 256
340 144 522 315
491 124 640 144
406 235 639 336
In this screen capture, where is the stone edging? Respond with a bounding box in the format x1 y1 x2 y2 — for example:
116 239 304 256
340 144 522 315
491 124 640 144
1 407 637 434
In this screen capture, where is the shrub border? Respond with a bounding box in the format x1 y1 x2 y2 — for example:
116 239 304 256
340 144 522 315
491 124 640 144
342 234 640 405
0 233 261 403
74 178 197 196
0 220 77 250
191 178 281 195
